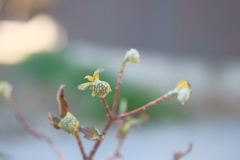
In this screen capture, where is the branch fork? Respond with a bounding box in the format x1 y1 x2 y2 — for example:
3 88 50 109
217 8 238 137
1 48 192 160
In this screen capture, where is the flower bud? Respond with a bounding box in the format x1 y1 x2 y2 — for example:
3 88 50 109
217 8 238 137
92 81 111 98
173 79 191 105
124 48 140 64
0 81 12 99
177 88 191 105
59 112 79 135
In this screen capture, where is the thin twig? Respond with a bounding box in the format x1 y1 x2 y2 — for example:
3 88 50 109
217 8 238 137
41 133 65 160
88 62 126 159
173 143 193 160
112 62 127 114
5 97 64 160
88 63 127 159
116 92 172 120
88 120 113 160
105 108 127 160
75 133 87 160
89 92 172 159
105 139 124 160
101 98 115 120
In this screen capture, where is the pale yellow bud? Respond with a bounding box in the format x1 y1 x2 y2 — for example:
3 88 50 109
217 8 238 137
59 112 79 135
124 48 140 64
0 81 12 99
177 88 191 105
92 81 111 98
173 79 191 105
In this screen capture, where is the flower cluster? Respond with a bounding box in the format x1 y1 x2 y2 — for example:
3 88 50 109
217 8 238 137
78 68 111 98
48 85 105 141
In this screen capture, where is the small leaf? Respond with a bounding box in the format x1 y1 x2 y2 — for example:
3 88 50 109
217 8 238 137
48 113 61 129
117 117 132 139
57 85 69 118
84 75 94 82
80 126 106 141
174 79 191 91
117 115 147 139
77 82 92 91
94 68 104 75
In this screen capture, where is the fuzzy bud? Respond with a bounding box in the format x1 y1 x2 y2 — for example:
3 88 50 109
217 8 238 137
0 81 12 99
92 81 111 98
173 79 191 105
124 48 140 64
59 112 79 135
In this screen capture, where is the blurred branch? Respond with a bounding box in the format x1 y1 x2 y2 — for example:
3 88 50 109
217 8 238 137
116 92 173 119
88 120 113 160
173 143 193 160
105 118 126 160
5 96 64 160
74 133 87 160
112 62 127 114
101 98 114 120
89 91 173 159
105 138 124 160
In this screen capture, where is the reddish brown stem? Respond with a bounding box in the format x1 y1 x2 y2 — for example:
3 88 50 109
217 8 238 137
5 97 64 160
75 133 87 160
112 62 126 114
89 92 172 159
89 91 173 159
88 120 113 160
116 92 172 119
101 98 114 120
173 143 193 160
41 133 65 160
105 138 124 160
105 104 127 160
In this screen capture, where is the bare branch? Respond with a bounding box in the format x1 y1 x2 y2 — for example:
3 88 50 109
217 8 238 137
173 143 193 160
105 139 124 160
105 100 128 160
116 92 173 119
5 97 64 160
112 62 127 114
88 120 113 160
74 133 87 160
101 98 115 120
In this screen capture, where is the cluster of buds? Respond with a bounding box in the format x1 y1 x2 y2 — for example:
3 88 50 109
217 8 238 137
48 85 104 141
78 68 111 98
1 48 193 160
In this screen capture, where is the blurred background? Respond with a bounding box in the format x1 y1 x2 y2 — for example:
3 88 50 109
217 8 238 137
0 0 240 160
